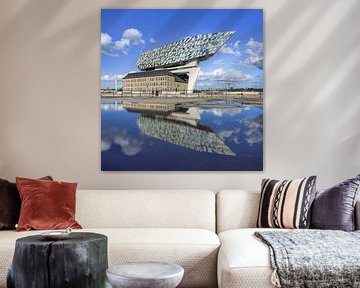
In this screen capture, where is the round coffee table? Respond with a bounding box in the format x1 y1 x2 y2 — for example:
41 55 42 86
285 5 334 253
106 262 184 288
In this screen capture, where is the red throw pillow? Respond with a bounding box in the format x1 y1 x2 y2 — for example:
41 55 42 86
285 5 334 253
0 176 53 230
16 177 82 231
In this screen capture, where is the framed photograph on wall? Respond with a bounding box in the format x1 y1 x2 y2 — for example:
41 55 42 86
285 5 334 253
101 9 263 171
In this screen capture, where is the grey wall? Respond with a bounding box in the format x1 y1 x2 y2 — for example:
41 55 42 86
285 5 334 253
0 0 359 190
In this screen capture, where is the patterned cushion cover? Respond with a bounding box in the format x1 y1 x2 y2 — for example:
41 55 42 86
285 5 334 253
257 176 316 229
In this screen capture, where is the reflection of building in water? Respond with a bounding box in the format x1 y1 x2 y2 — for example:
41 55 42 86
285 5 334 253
137 112 236 156
101 101 124 111
166 107 200 127
123 99 176 113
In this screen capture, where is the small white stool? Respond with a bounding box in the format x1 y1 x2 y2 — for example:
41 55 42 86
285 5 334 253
106 262 184 288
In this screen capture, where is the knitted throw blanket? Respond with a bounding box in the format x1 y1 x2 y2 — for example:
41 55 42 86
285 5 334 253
255 230 360 288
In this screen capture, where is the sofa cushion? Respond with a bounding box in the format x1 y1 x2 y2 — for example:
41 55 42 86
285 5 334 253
311 174 360 231
218 228 278 288
216 190 260 233
0 176 53 230
76 190 216 231
16 177 82 231
0 228 220 288
257 177 316 229
0 179 20 231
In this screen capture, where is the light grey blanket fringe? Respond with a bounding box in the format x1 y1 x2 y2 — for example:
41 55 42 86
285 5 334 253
255 230 360 288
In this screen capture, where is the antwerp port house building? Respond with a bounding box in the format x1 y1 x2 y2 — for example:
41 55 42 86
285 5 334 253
122 70 188 96
122 31 235 96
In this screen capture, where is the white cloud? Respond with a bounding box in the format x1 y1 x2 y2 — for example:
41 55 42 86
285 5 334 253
199 68 252 82
102 128 143 156
101 33 112 45
206 109 243 118
101 33 123 56
149 38 156 43
122 28 145 45
101 74 125 81
219 45 241 56
115 38 130 50
101 103 124 111
213 59 224 65
218 130 235 139
101 140 111 151
218 128 240 139
244 38 263 70
216 128 244 146
241 115 263 146
113 135 143 156
101 28 145 57
233 40 241 48
247 38 263 50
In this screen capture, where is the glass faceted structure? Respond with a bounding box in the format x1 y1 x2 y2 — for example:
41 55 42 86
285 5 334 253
137 31 235 70
133 31 235 93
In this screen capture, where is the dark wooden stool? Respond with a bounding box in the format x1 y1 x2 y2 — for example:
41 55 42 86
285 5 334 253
7 232 108 288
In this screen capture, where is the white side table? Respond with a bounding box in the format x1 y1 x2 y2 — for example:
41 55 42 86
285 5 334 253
106 262 184 288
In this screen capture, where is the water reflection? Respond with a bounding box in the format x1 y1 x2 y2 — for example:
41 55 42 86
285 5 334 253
218 128 241 145
202 107 244 117
102 128 143 156
218 128 240 139
101 99 263 171
137 110 236 156
165 107 200 126
101 101 124 111
241 115 263 146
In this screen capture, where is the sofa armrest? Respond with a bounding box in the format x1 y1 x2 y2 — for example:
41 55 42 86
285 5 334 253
356 200 360 230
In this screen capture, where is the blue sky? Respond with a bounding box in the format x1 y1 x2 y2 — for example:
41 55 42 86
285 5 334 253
101 9 263 89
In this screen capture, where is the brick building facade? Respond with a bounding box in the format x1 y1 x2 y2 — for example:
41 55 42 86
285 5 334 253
122 70 188 96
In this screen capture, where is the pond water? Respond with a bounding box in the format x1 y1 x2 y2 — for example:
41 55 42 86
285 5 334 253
101 99 263 171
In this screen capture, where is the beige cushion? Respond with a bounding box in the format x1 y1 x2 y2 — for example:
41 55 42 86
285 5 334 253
0 228 219 288
217 228 276 288
76 190 216 231
216 190 260 233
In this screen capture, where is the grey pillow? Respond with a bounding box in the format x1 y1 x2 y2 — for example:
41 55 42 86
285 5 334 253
311 174 360 231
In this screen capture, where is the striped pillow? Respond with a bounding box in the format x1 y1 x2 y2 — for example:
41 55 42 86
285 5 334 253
257 176 317 229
